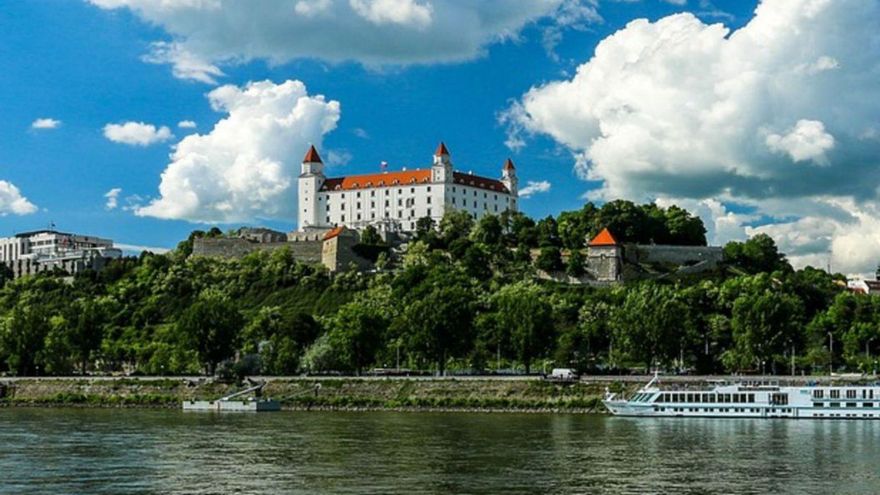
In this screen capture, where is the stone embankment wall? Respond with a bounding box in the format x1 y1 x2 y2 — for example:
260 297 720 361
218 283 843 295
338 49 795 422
625 244 723 267
192 238 323 264
0 377 608 412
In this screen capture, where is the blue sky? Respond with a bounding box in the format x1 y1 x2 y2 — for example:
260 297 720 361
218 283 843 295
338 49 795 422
2 0 879 275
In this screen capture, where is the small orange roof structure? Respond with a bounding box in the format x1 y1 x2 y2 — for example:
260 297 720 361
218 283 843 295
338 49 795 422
322 226 345 241
589 228 618 247
303 145 322 163
503 158 515 171
434 141 450 156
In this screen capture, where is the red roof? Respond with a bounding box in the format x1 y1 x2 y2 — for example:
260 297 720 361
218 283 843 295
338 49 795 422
589 228 618 246
319 170 509 194
323 226 344 241
434 142 450 156
503 158 516 171
303 145 322 163
320 170 432 191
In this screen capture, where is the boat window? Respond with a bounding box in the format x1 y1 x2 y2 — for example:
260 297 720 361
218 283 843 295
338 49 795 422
748 393 755 403
864 403 873 408
813 390 824 399
815 402 823 407
847 402 857 408
830 402 840 408
846 390 857 399
830 390 840 399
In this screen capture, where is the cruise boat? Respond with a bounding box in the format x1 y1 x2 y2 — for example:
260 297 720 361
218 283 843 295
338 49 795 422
603 374 880 419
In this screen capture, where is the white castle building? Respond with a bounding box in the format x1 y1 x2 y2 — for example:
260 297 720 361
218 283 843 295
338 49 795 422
298 143 518 232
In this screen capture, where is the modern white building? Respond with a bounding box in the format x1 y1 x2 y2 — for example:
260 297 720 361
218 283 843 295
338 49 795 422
298 143 518 232
1 229 122 278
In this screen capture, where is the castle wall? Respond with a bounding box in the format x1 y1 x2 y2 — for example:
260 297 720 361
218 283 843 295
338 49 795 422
192 238 323 265
624 244 723 267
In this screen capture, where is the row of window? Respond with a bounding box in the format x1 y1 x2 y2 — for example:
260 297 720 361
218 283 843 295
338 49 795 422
814 402 874 408
653 407 792 414
657 393 756 404
812 389 876 399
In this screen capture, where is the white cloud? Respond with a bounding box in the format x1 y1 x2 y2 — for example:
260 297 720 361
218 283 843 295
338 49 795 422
519 180 552 198
135 79 340 223
349 0 433 29
31 118 61 130
178 120 197 128
142 41 225 84
115 243 171 255
104 188 122 210
87 0 584 82
506 0 880 273
104 121 174 146
0 180 38 216
765 119 835 165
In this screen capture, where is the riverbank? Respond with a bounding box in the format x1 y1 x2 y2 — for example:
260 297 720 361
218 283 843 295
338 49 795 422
0 377 610 413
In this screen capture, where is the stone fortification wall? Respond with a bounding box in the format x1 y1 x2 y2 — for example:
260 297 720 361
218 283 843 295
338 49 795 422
192 238 323 264
624 244 723 267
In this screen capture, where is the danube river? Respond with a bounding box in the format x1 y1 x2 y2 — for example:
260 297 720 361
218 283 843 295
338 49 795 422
1 409 878 494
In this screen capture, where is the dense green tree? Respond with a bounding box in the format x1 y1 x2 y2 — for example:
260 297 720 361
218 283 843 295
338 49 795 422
0 304 52 375
176 290 243 374
535 246 564 273
491 282 553 373
724 234 791 274
439 210 475 247
324 301 386 374
566 250 585 277
610 283 691 370
471 214 503 247
398 285 475 375
360 225 383 246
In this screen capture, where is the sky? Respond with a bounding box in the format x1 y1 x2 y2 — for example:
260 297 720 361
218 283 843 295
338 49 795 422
1 0 879 275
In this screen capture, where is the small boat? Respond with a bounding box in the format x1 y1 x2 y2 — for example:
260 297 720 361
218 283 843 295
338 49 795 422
182 381 280 412
603 373 880 419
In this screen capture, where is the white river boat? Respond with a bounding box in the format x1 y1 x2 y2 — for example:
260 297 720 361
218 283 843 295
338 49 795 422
603 374 880 419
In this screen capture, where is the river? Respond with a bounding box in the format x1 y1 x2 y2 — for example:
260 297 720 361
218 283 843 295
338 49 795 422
1 408 878 494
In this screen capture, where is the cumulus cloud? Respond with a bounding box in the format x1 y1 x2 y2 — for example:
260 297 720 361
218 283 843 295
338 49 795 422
519 180 552 198
87 0 582 81
506 0 880 273
135 79 340 223
765 119 835 165
177 120 197 128
31 118 61 130
104 122 173 146
104 188 122 210
0 180 38 216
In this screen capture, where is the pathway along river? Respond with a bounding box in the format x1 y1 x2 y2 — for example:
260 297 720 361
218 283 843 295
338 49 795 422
2 409 878 494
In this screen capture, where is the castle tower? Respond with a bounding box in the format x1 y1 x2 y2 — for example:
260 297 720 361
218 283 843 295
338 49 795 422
501 158 518 196
298 145 325 230
432 141 453 183
587 227 622 281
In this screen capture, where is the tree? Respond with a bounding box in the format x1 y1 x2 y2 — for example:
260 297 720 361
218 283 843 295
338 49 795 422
663 205 707 246
67 299 105 375
491 282 553 373
566 250 585 277
360 225 382 246
0 304 51 375
609 283 690 370
724 280 804 373
536 216 561 247
176 290 243 375
535 246 563 273
724 234 791 274
471 214 502 247
324 301 386 374
439 210 475 247
398 285 475 375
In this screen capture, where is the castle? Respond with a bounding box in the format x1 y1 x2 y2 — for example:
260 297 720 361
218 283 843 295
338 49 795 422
298 142 518 232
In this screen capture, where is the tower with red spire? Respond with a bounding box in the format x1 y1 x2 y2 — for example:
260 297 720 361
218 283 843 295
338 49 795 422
298 144 326 229
501 158 518 201
431 141 453 183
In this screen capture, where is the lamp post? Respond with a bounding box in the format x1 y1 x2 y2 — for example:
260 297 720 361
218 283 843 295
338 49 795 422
866 337 875 360
828 331 834 374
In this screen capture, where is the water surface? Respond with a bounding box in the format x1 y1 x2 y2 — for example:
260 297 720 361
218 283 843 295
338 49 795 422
1 408 878 494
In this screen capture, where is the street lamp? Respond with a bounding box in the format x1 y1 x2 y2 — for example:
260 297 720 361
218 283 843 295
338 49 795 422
828 332 834 374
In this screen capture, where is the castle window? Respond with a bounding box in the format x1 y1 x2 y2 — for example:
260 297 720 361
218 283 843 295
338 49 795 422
341 215 345 222
473 190 477 196
427 186 431 192
371 213 375 219
427 196 432 204
398 211 402 218
385 190 389 195
357 192 361 198
453 187 456 192
371 201 375 208
385 200 389 207
357 214 361 220
371 190 375 197
357 202 361 209
452 198 456 205
325 217 330 223
411 187 415 193
326 204 330 211
398 199 402 206
342 193 345 198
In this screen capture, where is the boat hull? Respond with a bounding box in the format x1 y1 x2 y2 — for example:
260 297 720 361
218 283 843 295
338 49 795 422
182 399 281 412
